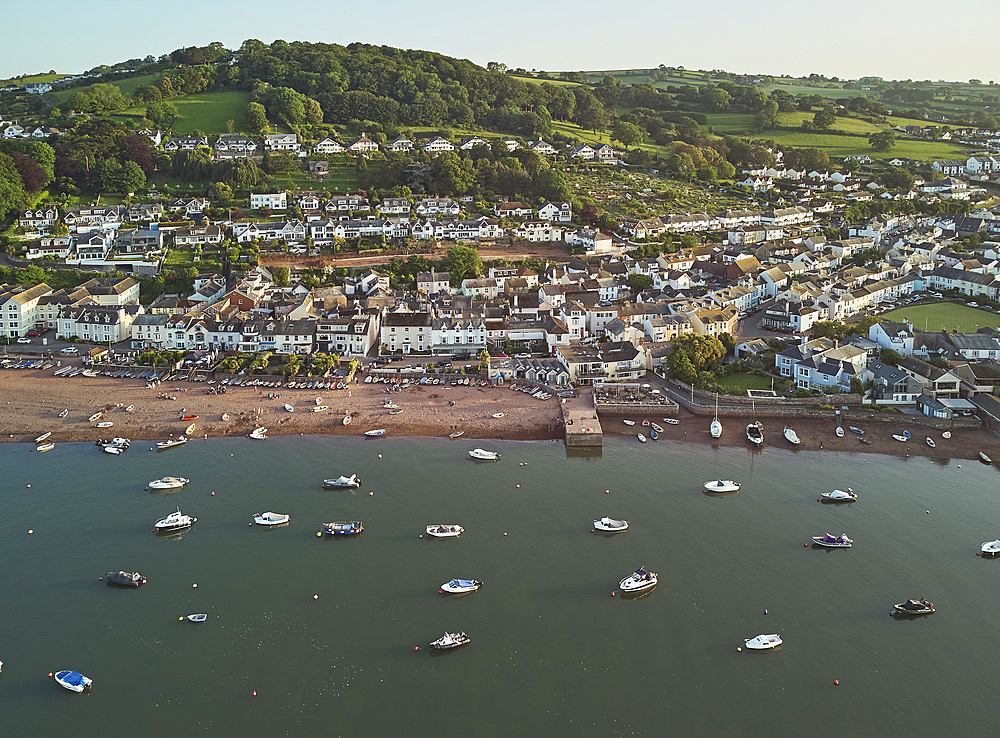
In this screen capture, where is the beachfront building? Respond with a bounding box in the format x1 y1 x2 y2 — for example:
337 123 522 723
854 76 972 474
0 282 53 338
555 341 645 386
130 313 171 349
56 303 141 344
382 311 432 353
315 311 380 357
79 277 140 306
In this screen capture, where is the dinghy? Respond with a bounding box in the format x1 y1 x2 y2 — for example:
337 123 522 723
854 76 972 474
892 434 909 442
284 403 294 412
650 427 659 440
637 433 647 443
835 426 844 438
96 421 113 428
942 431 951 439
58 409 68 418
88 412 102 422
312 405 327 412
342 415 351 426
448 430 465 440
662 418 680 425
783 427 800 445
185 423 196 436
186 613 207 622
36 442 54 452
623 419 636 426
249 427 267 440
35 432 51 443
364 428 386 437
926 437 936 448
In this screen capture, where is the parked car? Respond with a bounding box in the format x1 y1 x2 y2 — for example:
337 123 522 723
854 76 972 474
60 347 79 355
16 337 31 344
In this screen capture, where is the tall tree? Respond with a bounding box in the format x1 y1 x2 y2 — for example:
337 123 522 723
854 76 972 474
611 121 644 150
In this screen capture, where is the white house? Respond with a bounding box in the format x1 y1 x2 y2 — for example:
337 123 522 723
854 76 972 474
423 137 455 153
538 201 572 223
250 192 287 211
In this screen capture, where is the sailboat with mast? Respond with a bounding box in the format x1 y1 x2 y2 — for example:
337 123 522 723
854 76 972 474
746 399 763 447
711 393 722 439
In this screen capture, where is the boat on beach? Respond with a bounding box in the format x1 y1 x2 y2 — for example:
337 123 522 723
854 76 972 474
96 421 113 428
88 412 102 422
35 432 51 443
619 567 657 593
312 405 327 412
440 579 481 594
449 430 465 440
284 403 294 412
253 512 290 526
426 524 464 538
342 415 352 426
429 631 470 650
980 451 992 464
323 474 361 488
104 570 146 587
469 448 499 460
323 521 363 535
54 670 92 692
637 433 647 443
180 414 199 421
821 489 857 502
649 428 658 440
58 409 68 418
746 421 763 447
662 418 679 425
364 428 386 437
743 634 782 651
849 426 864 435
892 434 908 442
125 404 134 413
185 423 196 436
147 477 189 490
156 436 187 450
783 427 800 445
704 480 741 493
623 419 636 426
926 437 936 448
154 508 196 532
835 426 844 437
811 533 853 548
250 427 267 440
594 517 628 532
650 423 663 434
942 431 951 439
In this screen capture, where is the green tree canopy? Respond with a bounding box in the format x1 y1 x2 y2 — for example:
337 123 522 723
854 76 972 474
446 244 482 282
868 130 897 152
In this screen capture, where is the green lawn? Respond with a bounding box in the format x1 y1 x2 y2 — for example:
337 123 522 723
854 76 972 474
880 302 1000 333
48 73 160 106
271 170 358 192
0 72 73 86
762 81 866 99
755 129 968 161
114 90 250 134
704 113 756 132
716 372 776 394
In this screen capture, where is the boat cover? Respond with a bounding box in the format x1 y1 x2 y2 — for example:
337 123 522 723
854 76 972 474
449 579 477 588
634 567 652 579
900 599 928 611
823 534 843 543
55 671 89 688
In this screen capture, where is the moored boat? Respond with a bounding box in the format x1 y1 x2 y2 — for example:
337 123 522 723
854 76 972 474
323 474 361 488
154 508 196 532
156 436 187 450
746 421 763 447
104 570 145 587
743 634 782 651
147 476 189 490
253 511 290 526
811 532 853 548
426 524 463 538
429 631 470 650
249 427 267 440
637 433 647 443
440 579 481 594
448 430 465 440
821 488 857 502
186 613 207 622
783 427 800 445
892 598 934 616
54 670 92 692
468 448 498 460
980 539 1000 556
619 566 657 593
323 520 363 535
36 442 54 452
704 480 740 493
594 517 628 532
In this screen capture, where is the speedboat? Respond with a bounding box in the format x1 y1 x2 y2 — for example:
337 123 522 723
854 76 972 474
619 567 657 593
704 480 740 493
821 489 857 502
154 508 196 532
363 428 386 437
148 477 188 490
323 521 363 535
186 613 208 622
637 433 647 443
54 670 92 692
250 427 267 440
835 426 844 438
743 634 782 651
284 403 294 412
426 524 464 538
254 512 290 526
981 539 1000 556
323 474 361 488
156 436 187 450
429 631 470 650
746 422 763 447
892 598 934 616
594 517 628 532
783 427 800 445
440 579 481 594
926 437 936 448
469 448 499 461
811 533 853 548
104 570 145 587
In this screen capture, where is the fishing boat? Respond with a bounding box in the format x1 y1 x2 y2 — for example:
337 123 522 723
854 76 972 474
704 480 741 493
364 428 386 437
892 598 934 616
323 474 361 488
253 512 290 526
711 393 722 438
593 517 628 532
835 426 844 438
662 418 680 425
250 427 267 440
469 448 499 460
623 419 636 426
104 570 145 587
926 437 936 448
284 403 294 412
849 426 864 435
156 436 187 450
429 631 470 650
35 432 51 443
36 442 54 452
185 423 196 436
743 634 782 651
980 451 992 464
637 433 647 443
53 670 92 692
619 567 657 593
125 405 134 413
746 421 763 447
342 415 351 426
180 414 199 421
440 579 481 594
58 409 68 418
323 521 363 535
783 427 800 445
147 477 189 490
811 533 853 548
942 431 951 439
821 489 857 502
96 421 113 428
426 524 464 538
88 412 102 422
186 614 207 622
980 539 1000 556
312 405 328 412
448 430 465 440
649 428 658 441
153 508 196 532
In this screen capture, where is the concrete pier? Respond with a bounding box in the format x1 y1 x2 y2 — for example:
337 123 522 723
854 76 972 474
563 390 603 447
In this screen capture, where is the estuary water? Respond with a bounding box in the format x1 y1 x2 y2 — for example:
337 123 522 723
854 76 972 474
2 435 1000 736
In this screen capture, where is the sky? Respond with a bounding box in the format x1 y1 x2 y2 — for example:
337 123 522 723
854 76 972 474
3 0 998 83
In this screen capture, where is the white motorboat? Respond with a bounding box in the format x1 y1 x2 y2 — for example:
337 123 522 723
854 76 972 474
637 433 647 443
743 634 782 651
35 432 51 443
746 421 763 447
835 426 844 438
440 579 481 594
821 488 857 502
36 442 54 452
594 517 628 532
783 427 800 445
364 428 386 437
426 524 464 538
981 540 1000 556
926 437 936 448
186 613 208 622
323 474 362 488
156 436 187 450
53 670 92 692
312 405 328 412
662 418 680 425
253 511 290 526
623 419 636 426
704 480 740 493
154 508 196 532
284 403 294 412
148 477 189 490
250 427 267 440
619 567 657 593
469 448 499 461
811 533 853 548
429 631 470 650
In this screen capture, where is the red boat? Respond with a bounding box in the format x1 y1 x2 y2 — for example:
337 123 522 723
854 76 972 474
180 414 199 421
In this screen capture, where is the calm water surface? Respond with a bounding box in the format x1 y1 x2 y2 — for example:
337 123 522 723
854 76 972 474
3 435 1000 736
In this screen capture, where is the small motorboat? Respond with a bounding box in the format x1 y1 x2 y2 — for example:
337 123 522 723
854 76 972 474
783 427 800 445
704 480 740 493
594 517 628 532
96 421 113 428
821 489 857 502
426 524 464 538
250 427 267 440
364 428 386 437
835 426 844 438
36 442 54 452
619 567 657 593
35 432 51 443
980 540 1000 556
148 477 189 490
926 437 936 448
156 436 187 450
254 512 290 526
942 431 951 439
637 433 647 443
323 474 361 488
980 452 992 464
185 423 196 436
746 422 763 447
743 634 782 651
323 521 363 535
186 613 207 622
154 508 196 532
449 430 465 440
284 403 294 412
125 405 134 413
429 631 470 650
343 415 352 426
88 412 102 422
104 570 145 587
849 426 864 435
892 598 934 616
662 418 680 425
180 414 199 421
811 533 853 548
312 405 328 412
623 419 636 426
650 423 664 434
469 448 498 461
649 428 658 441
54 670 92 692
892 434 908 442
440 579 481 594
58 409 68 418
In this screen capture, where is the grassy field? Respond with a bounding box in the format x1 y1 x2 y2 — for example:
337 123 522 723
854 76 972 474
716 372 776 394
762 81 866 99
754 129 969 161
271 170 358 192
0 72 73 86
114 90 250 134
48 73 159 106
880 303 1000 333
